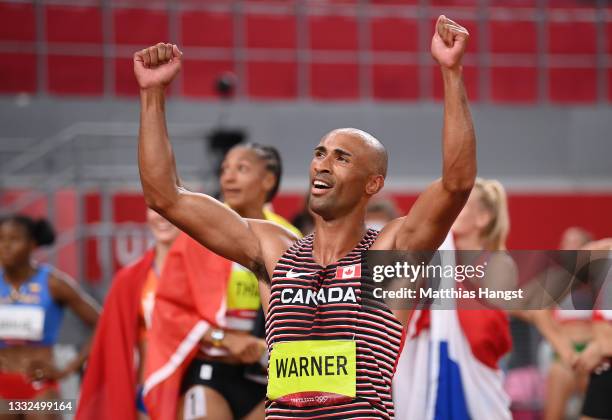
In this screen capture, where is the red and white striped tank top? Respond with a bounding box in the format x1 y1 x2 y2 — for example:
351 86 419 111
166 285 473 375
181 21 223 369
265 229 404 419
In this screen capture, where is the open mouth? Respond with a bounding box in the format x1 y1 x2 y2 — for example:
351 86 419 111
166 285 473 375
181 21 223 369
311 178 333 195
312 180 331 190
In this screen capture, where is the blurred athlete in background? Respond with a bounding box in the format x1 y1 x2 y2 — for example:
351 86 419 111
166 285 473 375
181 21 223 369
0 215 99 420
397 178 515 419
543 227 594 420
77 208 180 420
397 178 574 420
142 143 300 420
574 238 612 420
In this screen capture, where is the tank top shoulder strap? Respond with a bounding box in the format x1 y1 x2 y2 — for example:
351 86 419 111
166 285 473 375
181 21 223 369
282 229 379 259
31 264 53 290
362 228 380 249
290 233 315 253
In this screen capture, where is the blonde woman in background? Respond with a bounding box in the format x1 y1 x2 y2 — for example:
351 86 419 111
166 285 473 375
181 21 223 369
450 178 575 419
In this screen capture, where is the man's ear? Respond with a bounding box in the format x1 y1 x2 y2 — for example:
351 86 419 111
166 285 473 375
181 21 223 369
365 175 384 196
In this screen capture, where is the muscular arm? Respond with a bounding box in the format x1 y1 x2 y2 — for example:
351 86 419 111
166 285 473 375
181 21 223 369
139 91 260 269
136 44 277 273
375 16 476 252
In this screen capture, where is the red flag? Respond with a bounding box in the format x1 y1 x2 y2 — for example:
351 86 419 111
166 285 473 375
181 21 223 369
142 233 232 420
76 250 154 420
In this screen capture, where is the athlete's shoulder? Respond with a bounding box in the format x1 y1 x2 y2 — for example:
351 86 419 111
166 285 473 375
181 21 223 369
34 263 69 288
44 264 82 302
263 209 303 238
246 218 300 281
247 218 300 245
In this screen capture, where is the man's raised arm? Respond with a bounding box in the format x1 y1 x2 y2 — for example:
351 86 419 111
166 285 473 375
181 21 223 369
377 16 477 252
135 43 264 270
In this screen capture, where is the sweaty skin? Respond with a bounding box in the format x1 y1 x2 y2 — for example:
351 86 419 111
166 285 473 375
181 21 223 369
135 15 476 319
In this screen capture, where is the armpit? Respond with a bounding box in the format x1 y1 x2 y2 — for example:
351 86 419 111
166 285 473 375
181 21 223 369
253 261 271 285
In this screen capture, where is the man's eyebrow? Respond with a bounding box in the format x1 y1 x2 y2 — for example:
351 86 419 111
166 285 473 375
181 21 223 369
333 148 352 157
314 146 352 157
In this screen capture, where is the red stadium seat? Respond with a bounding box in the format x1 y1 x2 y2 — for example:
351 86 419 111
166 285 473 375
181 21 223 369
372 64 419 100
0 53 36 93
114 8 169 46
489 20 537 54
491 66 538 103
247 61 298 99
432 65 478 100
370 17 419 52
370 0 418 4
548 0 592 8
244 0 298 2
181 10 233 48
309 14 358 50
430 0 478 7
310 62 359 99
549 67 597 103
606 22 612 55
246 13 297 49
244 0 299 2
114 57 138 96
489 0 536 7
548 21 596 55
46 5 103 44
0 2 35 41
47 55 104 95
315 0 357 3
182 59 234 98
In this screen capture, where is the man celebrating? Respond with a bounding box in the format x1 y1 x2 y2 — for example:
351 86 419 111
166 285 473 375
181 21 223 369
135 15 475 420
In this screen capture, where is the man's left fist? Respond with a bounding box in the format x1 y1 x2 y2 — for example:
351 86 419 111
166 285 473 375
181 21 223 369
431 15 470 71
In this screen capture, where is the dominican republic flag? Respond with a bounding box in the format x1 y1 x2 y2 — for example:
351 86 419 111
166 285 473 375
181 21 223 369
393 234 512 420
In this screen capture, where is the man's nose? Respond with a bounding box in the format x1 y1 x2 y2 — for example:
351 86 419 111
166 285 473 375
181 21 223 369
313 155 332 174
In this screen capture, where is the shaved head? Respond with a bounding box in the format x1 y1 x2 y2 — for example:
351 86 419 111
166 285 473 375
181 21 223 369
309 127 387 220
324 128 388 178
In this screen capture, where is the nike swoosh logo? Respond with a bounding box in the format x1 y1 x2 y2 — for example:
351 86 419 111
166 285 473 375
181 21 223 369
285 269 315 279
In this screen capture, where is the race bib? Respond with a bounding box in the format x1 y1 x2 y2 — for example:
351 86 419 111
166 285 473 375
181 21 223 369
227 263 260 311
0 305 45 341
268 340 356 407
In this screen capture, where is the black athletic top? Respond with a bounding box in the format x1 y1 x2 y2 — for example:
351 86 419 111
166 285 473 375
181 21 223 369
265 229 404 419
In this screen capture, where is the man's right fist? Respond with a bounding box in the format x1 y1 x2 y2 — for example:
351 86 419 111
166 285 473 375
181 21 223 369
134 43 182 90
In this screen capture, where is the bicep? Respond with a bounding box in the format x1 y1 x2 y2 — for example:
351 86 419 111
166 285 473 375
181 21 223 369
386 179 468 251
161 188 263 269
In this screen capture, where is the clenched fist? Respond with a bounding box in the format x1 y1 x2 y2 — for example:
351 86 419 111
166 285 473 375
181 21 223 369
134 42 182 90
431 15 469 70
